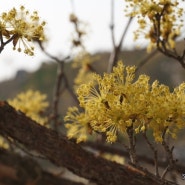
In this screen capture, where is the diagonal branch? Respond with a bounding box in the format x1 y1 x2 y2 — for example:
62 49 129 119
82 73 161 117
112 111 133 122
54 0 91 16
0 101 174 185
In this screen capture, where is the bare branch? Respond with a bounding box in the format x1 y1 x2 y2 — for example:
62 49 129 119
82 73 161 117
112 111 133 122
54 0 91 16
37 42 79 129
161 127 177 180
142 131 159 177
0 34 17 54
50 62 65 128
37 41 70 63
110 0 116 47
108 16 133 72
126 124 138 165
136 49 158 72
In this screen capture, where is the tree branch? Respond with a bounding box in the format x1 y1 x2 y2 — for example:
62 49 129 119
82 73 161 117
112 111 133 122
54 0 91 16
0 101 174 185
107 16 133 72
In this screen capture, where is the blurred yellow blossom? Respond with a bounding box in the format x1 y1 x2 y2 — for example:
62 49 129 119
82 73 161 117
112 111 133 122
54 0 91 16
101 153 125 165
65 61 185 143
0 5 46 55
125 0 184 51
8 90 49 125
72 51 98 89
65 107 92 143
0 136 9 149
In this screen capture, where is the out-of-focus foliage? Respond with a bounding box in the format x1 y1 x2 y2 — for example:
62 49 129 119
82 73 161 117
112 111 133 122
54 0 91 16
8 89 49 125
125 0 184 52
72 51 98 88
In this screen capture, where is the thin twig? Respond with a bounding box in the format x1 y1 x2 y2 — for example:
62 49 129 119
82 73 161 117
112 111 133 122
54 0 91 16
37 41 66 63
142 131 159 177
0 34 17 53
107 13 133 72
136 49 158 72
62 74 79 104
161 127 177 180
50 62 79 129
126 124 137 165
37 41 79 129
52 62 64 128
110 0 116 47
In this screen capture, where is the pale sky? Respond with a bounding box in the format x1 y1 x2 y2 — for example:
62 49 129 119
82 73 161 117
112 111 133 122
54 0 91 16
0 0 142 82
0 0 184 82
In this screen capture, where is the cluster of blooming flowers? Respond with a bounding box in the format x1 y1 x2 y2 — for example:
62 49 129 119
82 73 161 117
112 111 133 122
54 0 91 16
0 6 46 55
65 61 185 143
8 90 49 125
125 0 184 51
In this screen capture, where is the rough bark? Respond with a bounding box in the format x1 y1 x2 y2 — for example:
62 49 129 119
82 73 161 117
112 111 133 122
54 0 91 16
0 101 176 185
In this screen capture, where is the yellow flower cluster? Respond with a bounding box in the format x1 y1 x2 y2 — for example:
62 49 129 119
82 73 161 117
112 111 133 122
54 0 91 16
72 51 97 88
65 107 92 143
65 61 185 143
8 90 49 125
101 153 125 164
125 0 184 51
0 136 9 149
0 6 46 55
